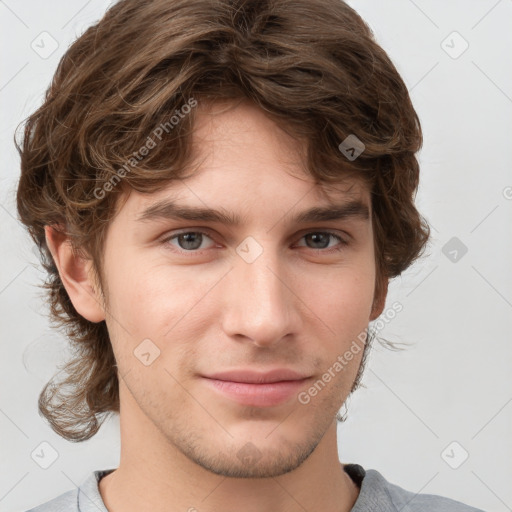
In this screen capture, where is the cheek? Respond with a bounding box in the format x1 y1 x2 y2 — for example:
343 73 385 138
104 259 215 349
102 264 204 381
305 266 376 330
297 263 375 383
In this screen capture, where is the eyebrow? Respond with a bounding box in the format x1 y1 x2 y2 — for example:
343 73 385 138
136 199 370 225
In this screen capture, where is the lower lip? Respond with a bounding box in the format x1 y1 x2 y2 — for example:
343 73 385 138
202 377 310 407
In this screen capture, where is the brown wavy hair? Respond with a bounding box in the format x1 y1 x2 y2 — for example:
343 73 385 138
15 0 429 441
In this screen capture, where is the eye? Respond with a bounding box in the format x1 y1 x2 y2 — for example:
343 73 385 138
163 231 216 252
296 231 347 252
161 229 348 255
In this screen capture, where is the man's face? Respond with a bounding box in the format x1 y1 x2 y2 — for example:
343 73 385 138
98 99 381 478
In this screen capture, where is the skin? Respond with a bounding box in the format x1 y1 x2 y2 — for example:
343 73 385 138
46 99 387 512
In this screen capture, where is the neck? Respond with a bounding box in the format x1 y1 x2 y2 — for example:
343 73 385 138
99 381 359 512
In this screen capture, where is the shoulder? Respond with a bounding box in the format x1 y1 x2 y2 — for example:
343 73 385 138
22 469 113 512
380 469 486 512
23 488 77 512
353 467 486 512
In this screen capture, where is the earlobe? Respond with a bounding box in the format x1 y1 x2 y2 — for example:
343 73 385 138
44 225 106 323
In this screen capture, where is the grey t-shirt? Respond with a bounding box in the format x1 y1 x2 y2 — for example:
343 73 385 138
25 465 485 512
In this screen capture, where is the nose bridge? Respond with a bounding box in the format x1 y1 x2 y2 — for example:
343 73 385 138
222 238 297 345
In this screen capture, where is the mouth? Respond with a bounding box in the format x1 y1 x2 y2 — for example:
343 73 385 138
201 373 311 407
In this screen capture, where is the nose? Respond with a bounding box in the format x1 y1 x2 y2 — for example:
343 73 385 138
220 242 300 347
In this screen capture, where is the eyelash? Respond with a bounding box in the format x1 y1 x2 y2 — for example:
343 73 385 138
161 230 348 255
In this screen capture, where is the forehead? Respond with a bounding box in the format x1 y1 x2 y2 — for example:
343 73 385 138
189 98 369 202
117 98 371 218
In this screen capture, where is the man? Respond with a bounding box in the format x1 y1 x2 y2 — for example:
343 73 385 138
16 0 484 510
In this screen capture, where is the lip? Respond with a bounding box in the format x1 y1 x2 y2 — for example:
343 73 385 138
201 368 311 407
203 368 309 384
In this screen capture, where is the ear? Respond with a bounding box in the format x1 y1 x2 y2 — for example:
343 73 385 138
44 225 106 323
369 275 388 321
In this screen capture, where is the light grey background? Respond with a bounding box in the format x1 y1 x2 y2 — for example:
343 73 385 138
1 1 511 511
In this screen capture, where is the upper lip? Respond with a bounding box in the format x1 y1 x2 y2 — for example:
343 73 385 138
203 368 310 384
